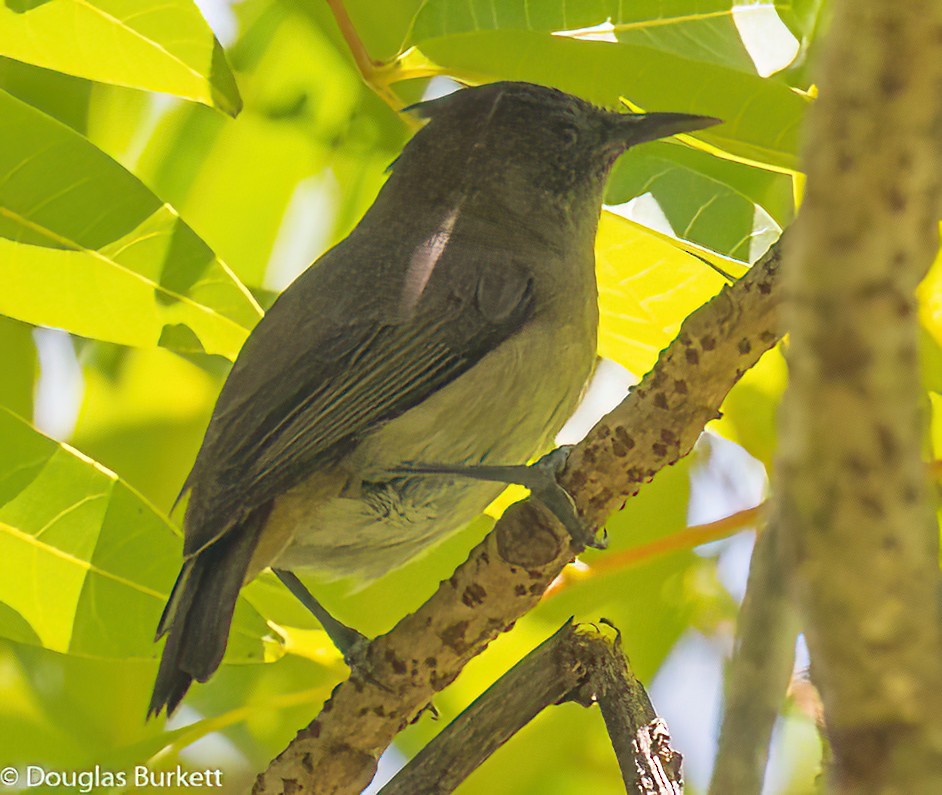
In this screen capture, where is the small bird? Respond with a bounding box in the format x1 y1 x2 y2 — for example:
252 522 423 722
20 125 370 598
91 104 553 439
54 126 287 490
148 81 719 716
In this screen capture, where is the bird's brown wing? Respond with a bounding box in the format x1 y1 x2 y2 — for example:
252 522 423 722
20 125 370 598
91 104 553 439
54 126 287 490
181 245 535 557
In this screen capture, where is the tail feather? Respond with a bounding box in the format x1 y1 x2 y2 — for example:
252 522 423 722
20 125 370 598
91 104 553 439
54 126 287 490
155 558 196 641
148 505 270 718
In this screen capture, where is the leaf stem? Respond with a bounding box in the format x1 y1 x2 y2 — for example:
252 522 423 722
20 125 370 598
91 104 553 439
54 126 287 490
324 0 444 124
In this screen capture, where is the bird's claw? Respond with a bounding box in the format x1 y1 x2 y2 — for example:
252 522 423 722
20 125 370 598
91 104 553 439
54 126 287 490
273 569 388 688
386 445 600 550
527 446 602 550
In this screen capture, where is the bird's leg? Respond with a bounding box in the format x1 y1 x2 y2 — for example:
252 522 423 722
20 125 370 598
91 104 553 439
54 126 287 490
386 445 605 550
272 569 369 665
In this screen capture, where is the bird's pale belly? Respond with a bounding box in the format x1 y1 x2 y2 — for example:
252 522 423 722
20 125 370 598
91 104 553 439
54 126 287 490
269 318 595 580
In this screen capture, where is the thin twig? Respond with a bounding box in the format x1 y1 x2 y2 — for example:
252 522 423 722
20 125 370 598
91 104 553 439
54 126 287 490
583 623 683 794
708 518 800 794
323 0 442 123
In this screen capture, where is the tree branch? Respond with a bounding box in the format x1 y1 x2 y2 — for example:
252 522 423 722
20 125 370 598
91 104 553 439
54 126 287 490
775 1 942 790
584 624 684 795
378 620 587 795
708 519 800 794
379 620 681 794
252 237 786 795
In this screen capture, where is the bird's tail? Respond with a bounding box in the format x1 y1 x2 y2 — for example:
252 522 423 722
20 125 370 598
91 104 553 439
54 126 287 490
148 507 268 718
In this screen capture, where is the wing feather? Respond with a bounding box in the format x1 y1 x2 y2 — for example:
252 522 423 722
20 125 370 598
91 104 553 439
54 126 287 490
182 244 535 556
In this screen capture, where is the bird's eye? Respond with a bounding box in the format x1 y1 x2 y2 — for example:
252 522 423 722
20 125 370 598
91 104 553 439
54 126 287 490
558 123 580 147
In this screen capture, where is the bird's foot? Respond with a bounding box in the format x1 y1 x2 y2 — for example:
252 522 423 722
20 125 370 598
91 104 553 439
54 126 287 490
386 446 604 550
273 570 394 690
273 569 370 670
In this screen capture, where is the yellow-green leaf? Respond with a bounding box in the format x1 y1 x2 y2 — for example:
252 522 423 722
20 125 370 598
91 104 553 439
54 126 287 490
0 0 241 115
0 405 270 662
919 231 942 354
596 210 741 374
0 89 261 360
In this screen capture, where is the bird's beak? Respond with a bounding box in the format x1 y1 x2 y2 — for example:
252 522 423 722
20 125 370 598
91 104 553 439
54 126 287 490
612 112 722 147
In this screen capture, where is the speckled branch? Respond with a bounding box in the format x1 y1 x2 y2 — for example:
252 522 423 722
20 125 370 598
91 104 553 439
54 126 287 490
252 237 785 795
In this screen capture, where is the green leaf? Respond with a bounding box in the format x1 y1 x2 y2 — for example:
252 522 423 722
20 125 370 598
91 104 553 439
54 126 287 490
607 140 793 261
414 29 807 170
930 394 942 459
134 4 393 289
0 89 262 360
410 0 759 73
0 406 271 662
596 210 736 375
310 0 425 62
0 56 92 133
138 51 337 287
0 316 36 418
0 0 241 115
919 241 942 363
71 346 220 512
920 326 942 397
778 0 827 43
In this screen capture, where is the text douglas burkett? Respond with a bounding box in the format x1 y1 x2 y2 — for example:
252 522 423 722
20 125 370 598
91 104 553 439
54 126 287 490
2 764 224 791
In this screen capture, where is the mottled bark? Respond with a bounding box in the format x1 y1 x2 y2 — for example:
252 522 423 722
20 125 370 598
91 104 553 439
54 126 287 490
776 2 942 791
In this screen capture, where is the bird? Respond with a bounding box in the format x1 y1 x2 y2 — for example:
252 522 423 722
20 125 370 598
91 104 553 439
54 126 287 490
148 80 719 717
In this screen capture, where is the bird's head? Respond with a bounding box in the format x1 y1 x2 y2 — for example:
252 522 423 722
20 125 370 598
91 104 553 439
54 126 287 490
400 81 720 210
